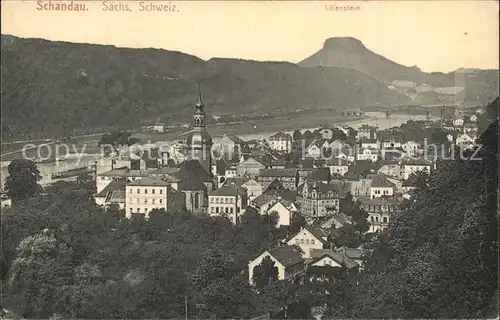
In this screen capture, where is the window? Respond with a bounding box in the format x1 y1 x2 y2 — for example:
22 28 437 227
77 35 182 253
300 239 305 244
295 239 299 244
375 217 379 222
383 217 388 223
215 197 219 204
152 189 155 194
230 207 234 213
305 239 310 244
225 198 229 204
159 199 163 204
152 199 155 204
137 189 140 194
159 189 163 194
216 207 219 214
145 189 148 194
130 208 133 213
311 239 315 245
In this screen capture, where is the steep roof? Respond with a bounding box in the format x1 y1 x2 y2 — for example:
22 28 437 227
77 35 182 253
309 249 359 269
96 178 128 197
335 246 370 260
176 160 212 182
370 174 396 188
267 245 304 267
222 134 245 144
269 132 292 140
306 168 331 182
210 185 246 197
402 173 420 187
178 177 207 191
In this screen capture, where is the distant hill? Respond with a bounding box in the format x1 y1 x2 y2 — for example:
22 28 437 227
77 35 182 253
1 35 410 139
300 37 498 105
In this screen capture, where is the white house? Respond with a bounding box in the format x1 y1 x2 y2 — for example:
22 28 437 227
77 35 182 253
268 132 293 153
369 174 395 199
286 227 329 258
326 158 349 176
208 186 248 224
125 177 179 218
401 140 420 156
248 246 305 285
267 200 297 227
401 159 431 180
356 148 379 162
360 139 379 150
455 133 476 148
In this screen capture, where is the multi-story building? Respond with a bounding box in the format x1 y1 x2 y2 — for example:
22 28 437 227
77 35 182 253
357 125 378 140
369 174 395 199
96 167 151 194
268 132 293 153
258 169 299 191
208 186 248 224
125 177 182 218
359 197 401 232
297 181 344 217
400 159 431 180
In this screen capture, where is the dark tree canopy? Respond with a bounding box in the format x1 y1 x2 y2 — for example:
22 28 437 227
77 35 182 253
4 159 42 203
252 256 279 289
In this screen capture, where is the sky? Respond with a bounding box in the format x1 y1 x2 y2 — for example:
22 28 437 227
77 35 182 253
1 0 499 72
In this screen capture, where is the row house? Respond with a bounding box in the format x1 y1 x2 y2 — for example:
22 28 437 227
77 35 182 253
268 132 293 153
297 181 345 217
258 168 299 191
208 185 248 224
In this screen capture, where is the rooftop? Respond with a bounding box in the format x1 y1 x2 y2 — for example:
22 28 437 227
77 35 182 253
127 177 170 187
267 245 304 267
259 168 298 178
370 174 396 188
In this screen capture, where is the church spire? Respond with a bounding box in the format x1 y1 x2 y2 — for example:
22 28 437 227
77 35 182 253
195 80 204 108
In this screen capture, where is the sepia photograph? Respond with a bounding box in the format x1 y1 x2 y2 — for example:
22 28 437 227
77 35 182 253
0 0 499 319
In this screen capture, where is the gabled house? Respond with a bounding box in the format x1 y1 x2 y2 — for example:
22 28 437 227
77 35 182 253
356 147 379 162
308 249 359 269
286 227 329 258
297 182 344 217
455 133 476 148
258 168 299 191
267 199 298 227
401 140 420 156
357 125 378 140
268 132 293 153
95 178 128 209
378 131 403 149
214 134 246 158
236 156 268 178
248 245 305 285
318 212 353 229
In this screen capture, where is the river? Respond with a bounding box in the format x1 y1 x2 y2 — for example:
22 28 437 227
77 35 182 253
0 112 439 188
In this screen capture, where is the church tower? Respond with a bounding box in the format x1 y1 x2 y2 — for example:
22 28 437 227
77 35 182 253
186 81 213 176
